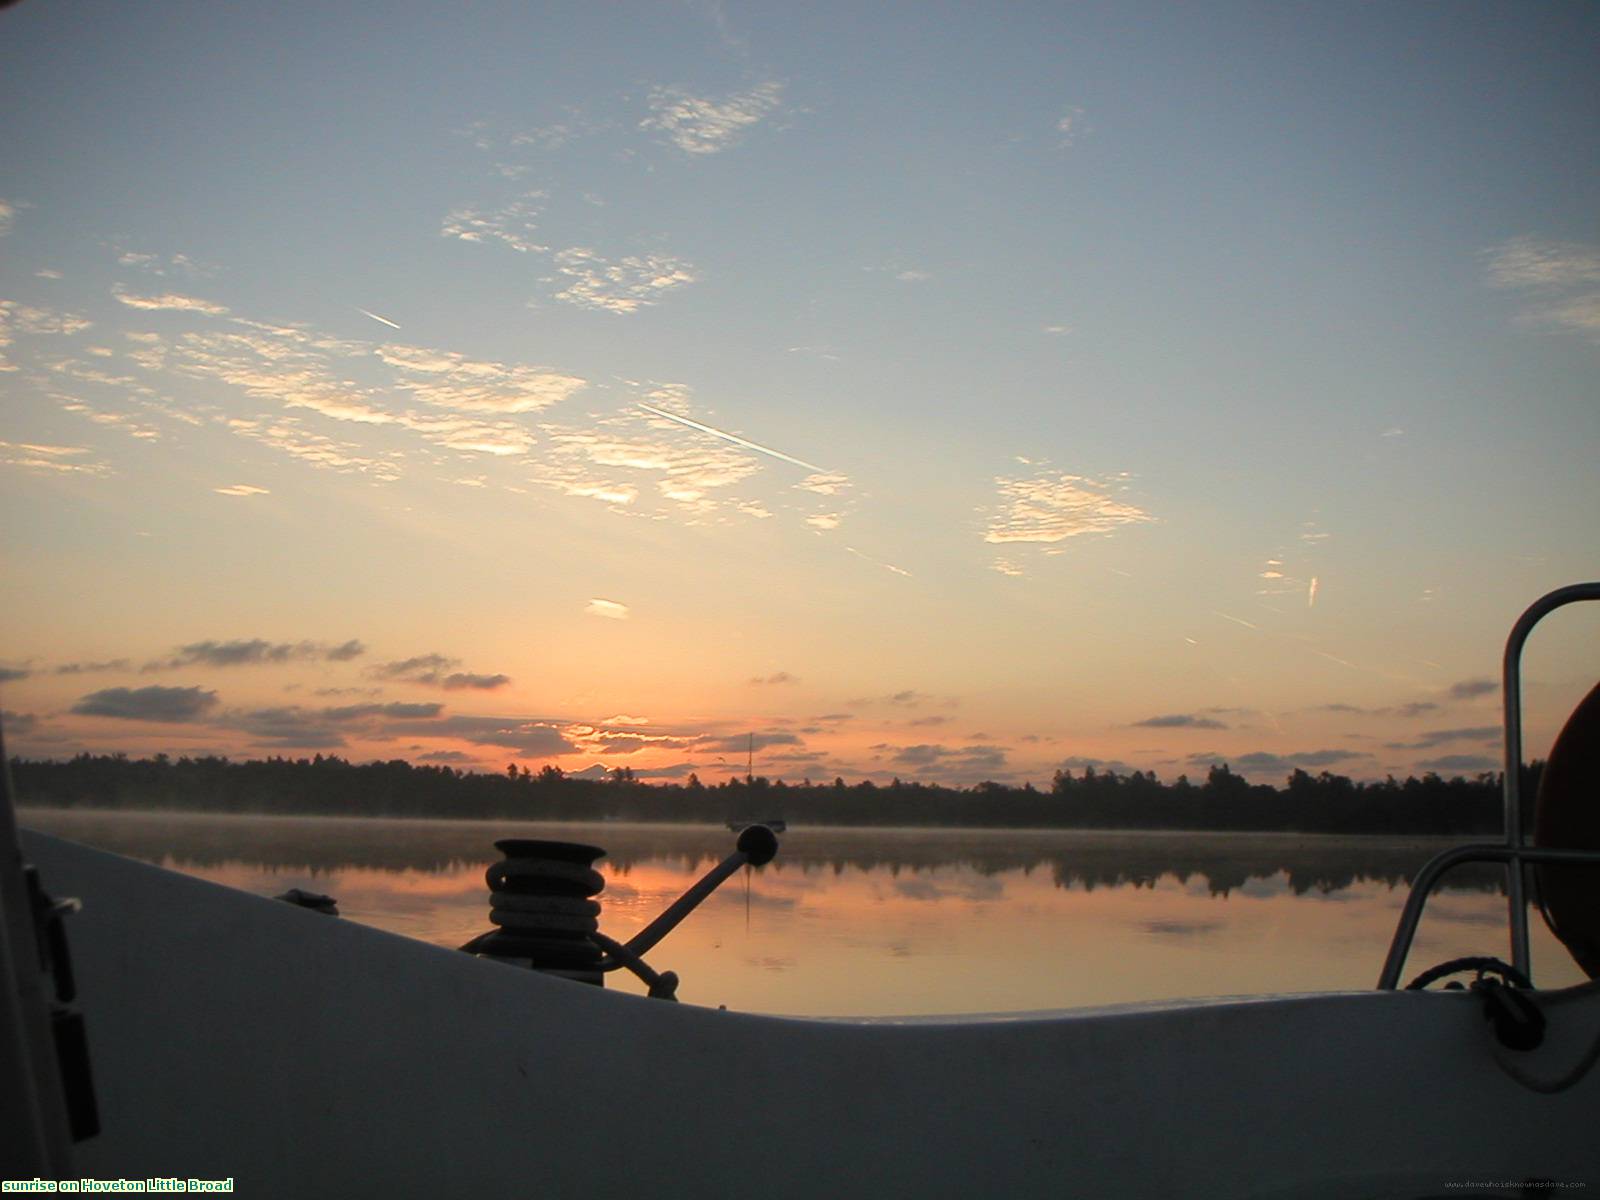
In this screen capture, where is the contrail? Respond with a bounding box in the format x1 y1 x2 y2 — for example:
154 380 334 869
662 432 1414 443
356 307 402 330
1212 610 1259 630
635 402 823 472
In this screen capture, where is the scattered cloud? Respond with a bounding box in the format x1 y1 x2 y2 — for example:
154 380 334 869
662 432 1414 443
1133 714 1228 730
1449 678 1496 700
146 639 364 671
640 81 784 155
440 193 548 254
984 470 1154 546
71 685 219 722
1485 235 1600 340
1056 106 1086 146
369 654 510 689
1417 754 1498 774
0 199 13 236
1384 726 1500 751
0 667 31 683
0 440 111 476
112 288 229 316
53 660 132 675
1189 748 1369 776
585 598 630 620
377 342 584 414
214 484 269 497
2 710 37 733
697 731 801 753
748 672 797 686
550 248 697 314
440 673 511 691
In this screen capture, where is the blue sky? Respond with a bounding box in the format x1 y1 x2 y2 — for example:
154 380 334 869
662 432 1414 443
2 1 1596 785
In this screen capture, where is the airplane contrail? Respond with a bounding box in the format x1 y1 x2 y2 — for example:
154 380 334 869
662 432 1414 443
634 401 823 472
356 307 402 330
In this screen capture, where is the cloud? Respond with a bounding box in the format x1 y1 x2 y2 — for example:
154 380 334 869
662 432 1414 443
1057 755 1136 774
984 470 1155 545
585 598 630 620
375 343 586 415
224 706 347 747
884 742 1010 774
1449 678 1496 700
113 288 229 316
748 672 797 686
550 248 697 314
0 440 110 476
696 732 802 753
72 685 219 722
1133 714 1228 730
53 660 132 675
1485 235 1600 340
418 750 475 763
214 484 269 497
0 199 12 236
1056 106 1086 147
384 714 578 757
370 655 509 689
441 673 511 691
1188 748 1369 776
320 702 444 721
2 710 37 733
640 81 784 155
440 193 548 254
0 667 31 682
146 639 365 670
1486 235 1600 289
1384 726 1500 751
1417 754 1499 774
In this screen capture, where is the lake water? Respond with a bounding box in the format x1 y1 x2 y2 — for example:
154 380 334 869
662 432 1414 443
20 809 1589 1016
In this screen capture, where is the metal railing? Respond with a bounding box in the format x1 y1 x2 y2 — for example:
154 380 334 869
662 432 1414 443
1377 582 1600 990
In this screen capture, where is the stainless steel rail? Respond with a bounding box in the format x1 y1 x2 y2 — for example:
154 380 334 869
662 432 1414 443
1377 582 1600 989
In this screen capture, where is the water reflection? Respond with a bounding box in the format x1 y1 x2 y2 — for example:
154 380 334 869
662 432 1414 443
18 809 1508 895
20 809 1584 1016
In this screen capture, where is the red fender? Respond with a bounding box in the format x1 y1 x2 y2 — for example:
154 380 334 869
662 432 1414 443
1535 681 1600 980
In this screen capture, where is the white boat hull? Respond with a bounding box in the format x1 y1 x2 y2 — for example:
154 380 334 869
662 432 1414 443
22 831 1599 1198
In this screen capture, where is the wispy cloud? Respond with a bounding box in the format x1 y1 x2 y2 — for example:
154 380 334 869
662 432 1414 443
0 440 110 476
1056 106 1087 147
640 81 784 155
113 288 229 316
1485 234 1600 340
214 484 269 497
145 639 364 671
0 199 14 236
585 598 630 620
1133 714 1228 730
984 469 1154 545
369 654 511 689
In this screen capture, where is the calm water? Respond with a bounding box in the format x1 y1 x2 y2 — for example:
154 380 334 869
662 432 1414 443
20 809 1588 1016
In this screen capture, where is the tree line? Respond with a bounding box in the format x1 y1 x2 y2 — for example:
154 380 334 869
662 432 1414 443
8 753 1543 836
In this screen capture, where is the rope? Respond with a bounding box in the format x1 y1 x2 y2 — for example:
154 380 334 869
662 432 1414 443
1404 955 1533 991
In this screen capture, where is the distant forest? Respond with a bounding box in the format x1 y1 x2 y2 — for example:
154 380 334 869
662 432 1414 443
8 753 1540 836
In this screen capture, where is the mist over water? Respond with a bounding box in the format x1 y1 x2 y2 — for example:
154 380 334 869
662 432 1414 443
23 809 1588 1015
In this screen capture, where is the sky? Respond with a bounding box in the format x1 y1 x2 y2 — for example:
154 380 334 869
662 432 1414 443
1 1 1597 789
